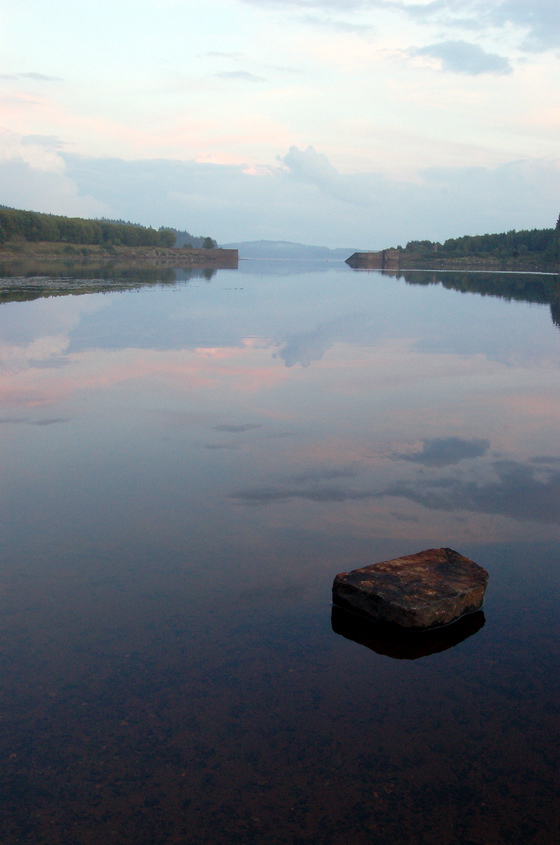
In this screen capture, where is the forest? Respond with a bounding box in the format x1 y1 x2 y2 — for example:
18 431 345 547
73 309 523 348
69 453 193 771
0 206 177 248
397 217 559 264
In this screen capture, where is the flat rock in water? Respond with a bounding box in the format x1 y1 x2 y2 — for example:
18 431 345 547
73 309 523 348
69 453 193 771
332 548 489 629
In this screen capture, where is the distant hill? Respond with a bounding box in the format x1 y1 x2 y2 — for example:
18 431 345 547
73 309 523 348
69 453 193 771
219 240 365 260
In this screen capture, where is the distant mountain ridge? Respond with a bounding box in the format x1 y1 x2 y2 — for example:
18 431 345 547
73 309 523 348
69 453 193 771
219 240 365 260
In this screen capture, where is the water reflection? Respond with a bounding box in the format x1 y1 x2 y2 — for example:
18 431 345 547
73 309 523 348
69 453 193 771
392 268 560 330
0 265 218 304
331 605 486 660
1 263 559 549
383 456 560 524
389 436 490 466
0 262 558 843
230 448 560 526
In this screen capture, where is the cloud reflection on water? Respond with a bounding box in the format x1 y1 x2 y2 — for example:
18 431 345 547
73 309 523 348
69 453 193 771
389 436 491 466
1 265 559 547
385 457 560 524
231 449 560 525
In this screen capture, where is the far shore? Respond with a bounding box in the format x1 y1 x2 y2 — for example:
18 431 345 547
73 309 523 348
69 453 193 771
346 249 558 274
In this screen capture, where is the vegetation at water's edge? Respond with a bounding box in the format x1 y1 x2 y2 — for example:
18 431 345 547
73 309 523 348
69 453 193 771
100 219 217 249
392 215 560 266
0 206 218 251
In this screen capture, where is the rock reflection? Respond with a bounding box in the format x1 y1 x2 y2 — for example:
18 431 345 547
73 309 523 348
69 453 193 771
331 605 485 660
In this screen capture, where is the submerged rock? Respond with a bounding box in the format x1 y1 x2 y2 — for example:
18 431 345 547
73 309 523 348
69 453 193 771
332 547 488 630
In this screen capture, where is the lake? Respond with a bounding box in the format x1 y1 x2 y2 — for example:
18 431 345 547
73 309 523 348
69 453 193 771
0 261 558 844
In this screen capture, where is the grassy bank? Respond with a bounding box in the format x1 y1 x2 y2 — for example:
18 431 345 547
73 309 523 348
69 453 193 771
398 254 558 273
0 240 237 267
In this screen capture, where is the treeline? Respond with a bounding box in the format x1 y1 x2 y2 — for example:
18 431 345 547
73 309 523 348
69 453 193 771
162 227 217 249
398 217 559 263
101 219 217 249
0 207 176 248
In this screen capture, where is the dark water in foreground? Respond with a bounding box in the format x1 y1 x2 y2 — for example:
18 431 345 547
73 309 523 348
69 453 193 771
0 263 558 844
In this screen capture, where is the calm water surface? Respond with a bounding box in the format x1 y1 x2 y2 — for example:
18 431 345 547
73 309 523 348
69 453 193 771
0 262 558 844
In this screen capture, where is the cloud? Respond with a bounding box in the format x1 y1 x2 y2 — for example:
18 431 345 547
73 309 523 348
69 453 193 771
29 417 71 426
21 134 66 149
251 1 560 53
401 0 560 53
282 145 339 182
0 132 111 218
531 455 560 466
0 155 111 219
390 437 491 466
213 423 263 432
411 40 512 75
206 52 245 59
241 1 369 8
0 72 63 81
0 416 69 425
1 142 557 248
279 145 386 208
300 14 375 34
231 486 376 505
278 147 559 241
288 467 359 482
214 71 266 83
493 0 560 51
19 72 64 81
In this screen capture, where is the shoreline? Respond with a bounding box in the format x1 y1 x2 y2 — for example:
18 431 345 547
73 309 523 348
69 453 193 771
346 249 558 274
0 241 238 271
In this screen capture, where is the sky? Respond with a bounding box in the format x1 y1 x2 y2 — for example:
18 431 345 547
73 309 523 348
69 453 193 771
1 0 559 247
